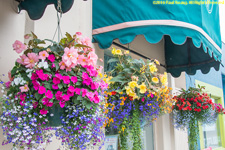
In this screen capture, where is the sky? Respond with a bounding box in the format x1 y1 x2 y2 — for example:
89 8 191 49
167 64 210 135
220 4 225 43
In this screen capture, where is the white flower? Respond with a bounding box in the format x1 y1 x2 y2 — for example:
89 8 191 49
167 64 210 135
38 60 48 69
27 72 32 79
13 76 22 85
50 113 54 116
26 69 33 73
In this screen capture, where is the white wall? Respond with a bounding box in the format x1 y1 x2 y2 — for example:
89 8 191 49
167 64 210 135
0 0 189 150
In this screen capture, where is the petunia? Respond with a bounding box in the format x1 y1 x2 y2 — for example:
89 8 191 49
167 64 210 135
13 40 27 54
20 101 25 106
31 73 38 80
47 54 55 62
32 80 40 91
38 86 46 94
45 90 53 99
20 93 26 101
40 108 48 115
71 76 78 84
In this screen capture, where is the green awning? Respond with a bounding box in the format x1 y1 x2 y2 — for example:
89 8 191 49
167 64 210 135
92 0 222 77
17 0 74 20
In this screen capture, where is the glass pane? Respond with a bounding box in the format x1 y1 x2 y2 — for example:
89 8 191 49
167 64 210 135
202 98 222 148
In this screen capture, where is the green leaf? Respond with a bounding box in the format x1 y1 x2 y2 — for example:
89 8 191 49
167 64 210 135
50 44 64 53
31 32 38 39
66 32 73 41
44 39 57 45
35 93 42 100
85 101 93 109
44 83 52 90
77 95 83 100
76 82 82 86
54 62 60 71
107 58 119 64
58 84 63 89
11 66 17 76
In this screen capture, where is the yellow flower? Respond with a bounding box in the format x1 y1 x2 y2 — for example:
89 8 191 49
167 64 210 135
138 83 147 94
98 72 103 78
112 48 116 55
154 59 160 65
128 81 138 89
160 72 168 85
124 50 129 54
125 86 133 95
149 64 158 73
104 74 107 78
152 77 159 83
115 49 122 55
119 91 123 94
129 92 136 97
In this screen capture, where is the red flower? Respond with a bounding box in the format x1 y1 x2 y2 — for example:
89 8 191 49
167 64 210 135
129 96 133 101
111 91 117 95
197 102 201 107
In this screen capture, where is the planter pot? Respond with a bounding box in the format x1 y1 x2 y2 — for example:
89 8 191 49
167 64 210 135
47 105 65 127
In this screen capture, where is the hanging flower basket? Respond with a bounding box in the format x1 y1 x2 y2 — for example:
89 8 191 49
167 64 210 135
172 86 225 150
104 48 174 150
0 32 108 149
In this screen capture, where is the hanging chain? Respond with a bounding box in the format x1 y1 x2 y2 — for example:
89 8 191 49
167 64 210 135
53 0 63 43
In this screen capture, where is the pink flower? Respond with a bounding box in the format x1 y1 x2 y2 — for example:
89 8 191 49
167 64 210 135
141 97 145 102
31 73 38 80
82 72 92 86
36 69 48 81
17 54 28 65
62 47 79 67
20 93 26 101
91 82 99 90
13 40 27 54
20 101 25 106
81 88 87 97
51 63 56 68
74 88 81 95
77 55 88 66
55 74 63 79
62 76 70 84
100 80 108 90
20 84 29 92
59 101 65 108
87 51 98 66
62 94 70 101
47 54 55 62
46 102 53 107
40 108 48 115
32 80 40 91
39 51 49 60
93 95 100 103
68 86 75 93
45 90 53 99
82 37 92 47
24 53 39 69
59 61 66 70
24 34 30 39
76 32 82 36
42 97 49 105
38 86 46 94
71 76 78 84
33 102 38 109
52 84 59 90
53 77 61 84
55 91 63 101
86 92 94 101
5 81 11 89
